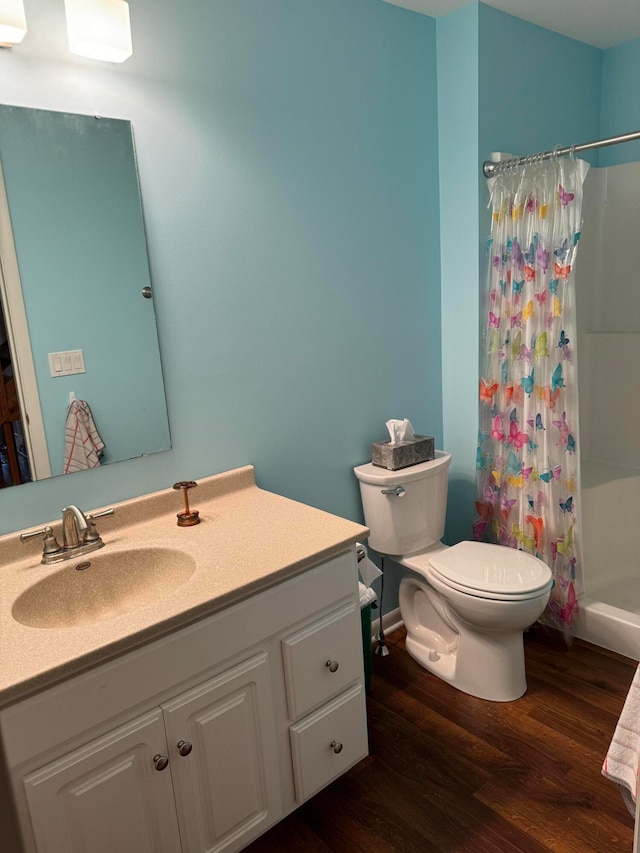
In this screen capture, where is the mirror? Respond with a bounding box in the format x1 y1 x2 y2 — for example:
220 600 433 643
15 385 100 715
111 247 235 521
0 105 170 488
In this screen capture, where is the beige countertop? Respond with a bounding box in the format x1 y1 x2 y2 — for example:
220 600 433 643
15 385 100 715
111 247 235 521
0 466 368 707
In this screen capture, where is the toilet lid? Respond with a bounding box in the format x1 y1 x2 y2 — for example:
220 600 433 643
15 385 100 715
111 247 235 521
428 541 552 596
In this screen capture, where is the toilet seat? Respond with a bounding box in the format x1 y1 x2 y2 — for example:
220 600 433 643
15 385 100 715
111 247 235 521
428 541 552 601
427 566 550 602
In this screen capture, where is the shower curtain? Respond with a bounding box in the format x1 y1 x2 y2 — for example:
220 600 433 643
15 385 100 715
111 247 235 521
475 156 588 641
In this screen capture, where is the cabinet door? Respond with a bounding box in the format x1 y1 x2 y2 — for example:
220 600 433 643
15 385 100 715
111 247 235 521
23 709 182 853
162 652 282 853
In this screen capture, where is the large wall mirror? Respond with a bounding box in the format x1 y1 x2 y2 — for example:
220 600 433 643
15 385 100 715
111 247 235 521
0 105 170 489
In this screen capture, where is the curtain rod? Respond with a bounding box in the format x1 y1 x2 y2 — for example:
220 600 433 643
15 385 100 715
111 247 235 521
482 129 640 178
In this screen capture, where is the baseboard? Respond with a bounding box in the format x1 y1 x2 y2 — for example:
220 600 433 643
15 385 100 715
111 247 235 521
370 607 402 642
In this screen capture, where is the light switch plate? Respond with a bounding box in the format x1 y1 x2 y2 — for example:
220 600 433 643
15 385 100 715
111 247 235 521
48 349 85 377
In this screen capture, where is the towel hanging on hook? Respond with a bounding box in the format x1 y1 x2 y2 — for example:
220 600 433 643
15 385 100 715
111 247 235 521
63 399 105 473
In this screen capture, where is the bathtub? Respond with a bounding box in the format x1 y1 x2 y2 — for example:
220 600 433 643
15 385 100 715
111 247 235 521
575 459 640 661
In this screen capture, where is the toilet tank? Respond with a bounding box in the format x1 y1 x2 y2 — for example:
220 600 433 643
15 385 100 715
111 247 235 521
354 451 451 556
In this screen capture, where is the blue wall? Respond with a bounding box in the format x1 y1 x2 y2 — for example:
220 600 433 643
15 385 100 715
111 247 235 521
0 0 442 537
478 6 602 167
437 3 480 545
600 36 640 166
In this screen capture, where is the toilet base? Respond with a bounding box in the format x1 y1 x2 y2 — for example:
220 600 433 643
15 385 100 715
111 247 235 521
399 572 540 702
404 626 527 702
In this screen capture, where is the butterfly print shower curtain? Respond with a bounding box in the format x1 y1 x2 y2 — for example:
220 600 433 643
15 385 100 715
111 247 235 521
475 157 588 641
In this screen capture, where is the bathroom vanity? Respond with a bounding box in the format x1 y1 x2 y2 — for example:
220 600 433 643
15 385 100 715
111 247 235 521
0 466 369 852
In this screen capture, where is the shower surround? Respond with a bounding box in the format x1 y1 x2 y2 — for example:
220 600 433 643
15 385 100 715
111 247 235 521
576 159 640 661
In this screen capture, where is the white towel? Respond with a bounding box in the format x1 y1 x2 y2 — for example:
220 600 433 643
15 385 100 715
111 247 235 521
602 663 640 815
63 400 105 473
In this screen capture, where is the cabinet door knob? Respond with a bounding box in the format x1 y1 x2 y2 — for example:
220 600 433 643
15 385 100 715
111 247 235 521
330 740 343 754
325 659 339 673
153 753 169 771
177 740 193 756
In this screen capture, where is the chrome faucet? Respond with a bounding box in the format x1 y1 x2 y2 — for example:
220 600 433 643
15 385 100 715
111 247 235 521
62 505 90 549
20 506 115 565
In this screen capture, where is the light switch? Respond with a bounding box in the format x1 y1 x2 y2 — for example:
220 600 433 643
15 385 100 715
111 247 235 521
48 349 86 377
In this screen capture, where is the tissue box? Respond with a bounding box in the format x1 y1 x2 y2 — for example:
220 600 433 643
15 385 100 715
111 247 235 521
371 435 435 471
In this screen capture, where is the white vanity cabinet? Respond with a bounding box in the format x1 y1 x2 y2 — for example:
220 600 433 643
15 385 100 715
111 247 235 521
0 549 368 853
22 654 281 853
23 709 184 853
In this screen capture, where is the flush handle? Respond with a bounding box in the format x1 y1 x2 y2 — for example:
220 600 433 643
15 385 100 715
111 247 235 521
381 486 405 497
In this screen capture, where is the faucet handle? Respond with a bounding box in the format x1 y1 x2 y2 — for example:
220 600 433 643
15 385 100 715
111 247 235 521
20 525 62 557
86 509 115 522
83 509 115 544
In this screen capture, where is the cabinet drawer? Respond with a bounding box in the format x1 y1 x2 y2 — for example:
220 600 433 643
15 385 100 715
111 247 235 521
289 684 368 802
282 603 363 720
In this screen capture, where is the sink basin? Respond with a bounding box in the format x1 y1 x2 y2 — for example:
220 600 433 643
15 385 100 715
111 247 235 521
12 547 197 630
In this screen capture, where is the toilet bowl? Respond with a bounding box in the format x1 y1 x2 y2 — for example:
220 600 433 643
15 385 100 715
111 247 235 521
354 452 552 702
398 541 551 701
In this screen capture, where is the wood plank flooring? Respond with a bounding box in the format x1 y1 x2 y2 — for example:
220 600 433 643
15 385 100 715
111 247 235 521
247 626 637 853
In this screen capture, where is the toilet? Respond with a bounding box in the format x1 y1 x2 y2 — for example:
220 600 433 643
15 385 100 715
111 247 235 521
354 450 552 702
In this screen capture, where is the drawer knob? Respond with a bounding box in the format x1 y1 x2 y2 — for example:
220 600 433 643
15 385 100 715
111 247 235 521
325 659 339 673
153 753 169 771
330 740 344 754
177 740 193 756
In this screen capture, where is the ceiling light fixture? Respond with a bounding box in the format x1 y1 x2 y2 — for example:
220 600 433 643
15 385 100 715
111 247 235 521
64 0 132 63
0 0 27 45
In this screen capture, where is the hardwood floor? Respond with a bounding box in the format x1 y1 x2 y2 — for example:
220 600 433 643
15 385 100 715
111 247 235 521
247 626 637 853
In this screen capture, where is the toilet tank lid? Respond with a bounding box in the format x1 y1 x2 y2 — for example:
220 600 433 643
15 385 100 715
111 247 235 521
429 541 552 595
354 451 451 485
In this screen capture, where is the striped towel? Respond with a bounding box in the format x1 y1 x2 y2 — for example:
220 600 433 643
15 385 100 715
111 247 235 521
63 400 105 473
602 663 640 815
